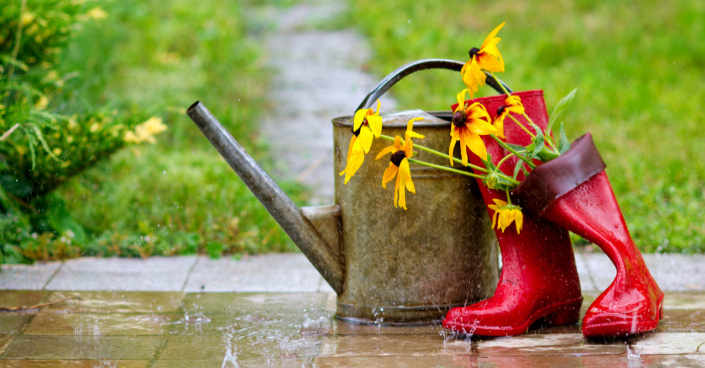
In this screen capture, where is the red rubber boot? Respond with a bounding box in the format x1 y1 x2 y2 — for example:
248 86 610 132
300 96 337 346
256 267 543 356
442 91 582 336
513 133 663 337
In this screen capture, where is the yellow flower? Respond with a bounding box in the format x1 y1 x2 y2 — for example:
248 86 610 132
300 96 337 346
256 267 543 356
124 117 167 144
488 199 523 234
449 89 496 165
493 95 524 139
34 95 49 110
352 100 383 153
86 7 108 21
339 136 365 184
339 100 383 183
461 22 506 93
375 118 425 210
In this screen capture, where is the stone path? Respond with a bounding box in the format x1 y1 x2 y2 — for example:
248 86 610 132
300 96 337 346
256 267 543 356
2 252 704 293
259 0 395 205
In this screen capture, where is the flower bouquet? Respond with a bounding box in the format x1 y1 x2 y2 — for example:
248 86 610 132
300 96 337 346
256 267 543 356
339 23 662 338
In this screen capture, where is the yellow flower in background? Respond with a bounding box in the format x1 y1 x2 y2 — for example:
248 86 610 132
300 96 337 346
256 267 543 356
375 118 424 210
461 22 506 93
339 100 383 183
488 199 523 234
493 95 524 139
124 117 167 144
34 95 49 110
86 7 108 21
449 90 496 165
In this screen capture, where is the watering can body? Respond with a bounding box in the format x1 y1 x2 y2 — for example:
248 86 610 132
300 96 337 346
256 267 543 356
187 59 513 325
331 110 498 324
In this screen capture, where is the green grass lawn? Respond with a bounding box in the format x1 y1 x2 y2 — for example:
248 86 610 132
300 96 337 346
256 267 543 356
39 0 306 260
347 0 705 252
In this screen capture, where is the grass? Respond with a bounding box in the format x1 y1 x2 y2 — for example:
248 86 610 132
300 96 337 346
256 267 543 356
42 0 307 260
346 0 705 253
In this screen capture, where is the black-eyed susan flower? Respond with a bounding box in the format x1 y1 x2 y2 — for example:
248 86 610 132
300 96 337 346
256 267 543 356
352 99 383 153
488 198 523 234
493 95 524 139
375 118 425 210
461 22 506 93
339 100 383 183
450 89 497 166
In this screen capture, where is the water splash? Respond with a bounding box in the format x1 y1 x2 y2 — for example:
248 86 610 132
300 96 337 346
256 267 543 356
300 313 330 335
627 344 643 368
221 325 241 368
93 361 117 368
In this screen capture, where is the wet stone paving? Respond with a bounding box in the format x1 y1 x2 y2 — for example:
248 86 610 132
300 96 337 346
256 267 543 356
0 288 704 367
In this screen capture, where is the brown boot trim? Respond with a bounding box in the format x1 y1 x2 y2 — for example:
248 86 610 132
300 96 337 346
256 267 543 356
511 133 606 216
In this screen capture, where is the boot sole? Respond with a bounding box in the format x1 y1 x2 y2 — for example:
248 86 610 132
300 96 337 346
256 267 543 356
582 293 664 338
443 296 583 337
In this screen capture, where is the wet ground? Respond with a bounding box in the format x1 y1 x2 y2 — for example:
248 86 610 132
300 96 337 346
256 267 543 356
1 289 705 367
2 253 705 367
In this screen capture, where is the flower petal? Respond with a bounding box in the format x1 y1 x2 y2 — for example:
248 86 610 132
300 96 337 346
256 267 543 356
461 59 486 93
469 119 497 136
463 130 488 161
339 141 365 184
375 144 398 160
456 89 468 109
514 210 523 234
353 108 370 131
400 158 415 193
481 22 505 50
459 129 469 166
367 114 383 137
382 163 398 189
358 126 374 153
448 135 458 166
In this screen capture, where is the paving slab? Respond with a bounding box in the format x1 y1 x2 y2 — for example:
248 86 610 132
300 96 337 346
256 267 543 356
183 254 328 292
0 263 61 290
45 256 196 291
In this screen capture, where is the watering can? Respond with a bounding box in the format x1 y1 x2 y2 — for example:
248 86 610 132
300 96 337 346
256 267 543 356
187 59 512 325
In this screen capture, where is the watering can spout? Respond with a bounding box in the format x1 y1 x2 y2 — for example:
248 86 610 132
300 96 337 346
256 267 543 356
186 101 344 294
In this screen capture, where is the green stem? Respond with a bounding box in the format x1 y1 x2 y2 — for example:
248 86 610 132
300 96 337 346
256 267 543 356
506 190 512 204
490 134 536 169
379 134 488 173
507 114 535 139
496 153 514 170
407 158 485 180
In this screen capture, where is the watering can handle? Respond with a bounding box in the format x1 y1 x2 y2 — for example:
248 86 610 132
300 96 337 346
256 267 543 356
356 58 513 111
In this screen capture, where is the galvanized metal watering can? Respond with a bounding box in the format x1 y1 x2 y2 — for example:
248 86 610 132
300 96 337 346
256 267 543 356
187 59 512 325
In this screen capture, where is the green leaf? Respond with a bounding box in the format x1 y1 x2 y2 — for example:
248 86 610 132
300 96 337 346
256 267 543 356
559 122 571 154
530 134 545 159
536 146 560 162
513 159 524 179
504 142 529 153
548 88 578 132
0 174 34 199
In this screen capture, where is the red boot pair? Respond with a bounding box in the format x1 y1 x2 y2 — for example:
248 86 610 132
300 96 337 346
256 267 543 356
442 91 663 337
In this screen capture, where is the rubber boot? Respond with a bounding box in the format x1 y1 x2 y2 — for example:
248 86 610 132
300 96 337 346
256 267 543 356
443 91 582 336
513 133 663 337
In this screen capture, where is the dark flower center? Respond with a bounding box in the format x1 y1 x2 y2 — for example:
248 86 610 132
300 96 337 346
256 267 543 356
352 125 361 136
452 111 466 128
468 47 481 59
496 105 506 116
390 150 406 167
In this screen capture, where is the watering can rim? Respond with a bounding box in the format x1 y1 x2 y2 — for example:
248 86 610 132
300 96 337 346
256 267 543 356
331 110 453 128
